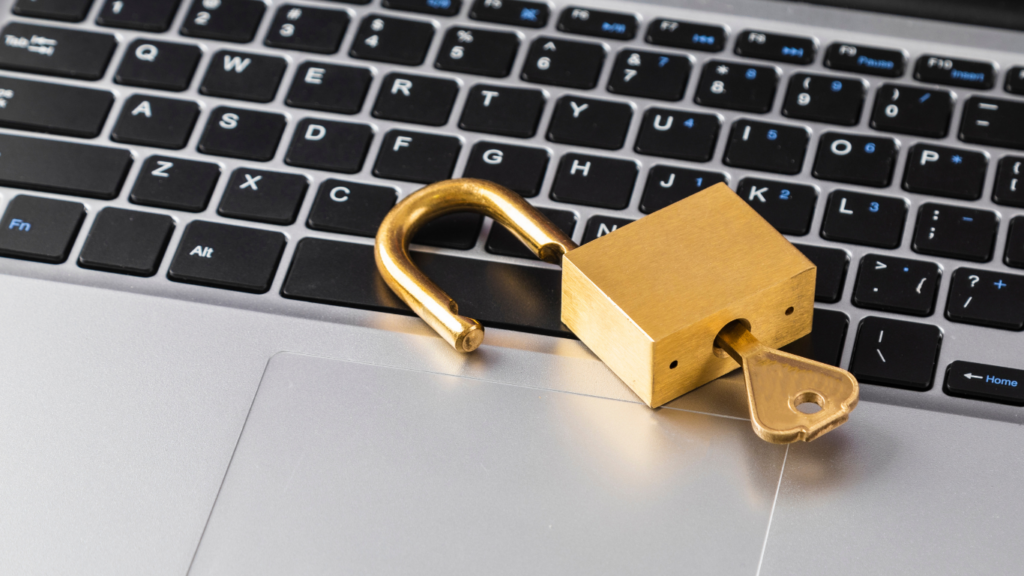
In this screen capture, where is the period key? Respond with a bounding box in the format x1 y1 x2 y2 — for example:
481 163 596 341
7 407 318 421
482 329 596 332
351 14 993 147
945 361 1024 406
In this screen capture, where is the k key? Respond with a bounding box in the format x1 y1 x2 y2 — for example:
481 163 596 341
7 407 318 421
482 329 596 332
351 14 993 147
606 49 690 101
946 268 1024 330
640 166 725 213
180 0 266 43
813 132 897 187
694 60 778 113
782 73 865 126
634 108 720 162
820 190 907 248
912 203 997 262
546 95 632 150
870 84 953 138
722 120 808 175
902 144 987 200
852 254 941 316
459 84 545 138
737 178 817 235
200 51 287 103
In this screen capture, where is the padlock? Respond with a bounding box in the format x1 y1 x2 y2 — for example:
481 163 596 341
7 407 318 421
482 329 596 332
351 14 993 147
375 178 858 443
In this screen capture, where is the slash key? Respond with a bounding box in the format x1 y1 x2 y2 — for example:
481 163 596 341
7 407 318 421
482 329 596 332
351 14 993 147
946 268 1024 330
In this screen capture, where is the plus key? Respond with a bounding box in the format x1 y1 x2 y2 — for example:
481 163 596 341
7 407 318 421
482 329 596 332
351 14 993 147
946 268 1024 330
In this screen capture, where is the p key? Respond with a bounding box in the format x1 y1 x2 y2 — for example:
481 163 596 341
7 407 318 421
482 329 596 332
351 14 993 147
946 268 1024 330
902 144 987 200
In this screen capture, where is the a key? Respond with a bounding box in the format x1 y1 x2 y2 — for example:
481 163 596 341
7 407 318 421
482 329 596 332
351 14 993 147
850 317 942 390
0 194 85 263
13 0 92 21
960 96 1024 150
546 95 632 150
486 207 577 259
264 4 349 54
284 118 373 174
781 309 849 367
993 155 1024 207
722 120 809 175
168 221 286 293
645 19 725 52
914 55 995 90
813 132 897 187
114 39 202 92
633 108 720 162
129 156 220 212
0 22 116 80
639 166 725 214
694 60 778 113
823 42 904 77
180 0 266 43
1007 67 1024 96
458 84 545 138
306 179 398 238
468 0 547 28
435 27 519 77
373 130 461 183
461 142 548 197
606 49 690 101
782 73 865 125
946 268 1024 330
383 0 460 16
870 84 952 138
198 107 286 162
218 169 309 225
78 207 175 276
350 14 435 66
200 51 287 103
820 190 907 248
372 72 459 126
737 178 817 235
852 254 941 316
96 0 180 31
912 203 998 262
0 75 113 138
902 144 987 200
945 361 1024 406
413 214 484 250
792 243 849 303
0 133 131 199
581 215 634 244
557 7 636 39
285 62 371 115
1007 216 1024 268
734 30 815 64
110 95 199 149
549 153 637 209
520 36 605 89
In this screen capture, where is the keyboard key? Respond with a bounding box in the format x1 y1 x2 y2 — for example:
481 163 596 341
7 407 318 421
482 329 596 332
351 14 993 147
521 37 605 89
469 0 547 28
78 207 174 276
264 4 349 54
218 169 308 225
870 84 952 138
383 0 460 16
550 153 637 209
852 254 941 316
850 317 942 391
722 120 808 175
1007 67 1024 96
812 132 897 187
13 0 92 21
820 190 907 249
350 15 435 66
546 95 632 150
462 142 548 197
0 133 131 199
902 144 987 200
960 96 1024 150
791 244 849 303
372 72 459 126
914 55 995 89
458 84 545 138
110 95 199 149
285 62 371 115
284 118 373 174
200 50 287 103
0 75 112 138
734 30 815 64
640 166 725 214
168 221 286 293
1007 217 1024 268
993 156 1024 207
945 361 1024 406
435 27 519 77
413 214 484 250
306 179 397 238
781 73 865 125
633 108 720 162
97 0 180 31
0 22 115 80
115 39 201 92
129 156 220 212
486 207 576 259
946 268 1024 330
645 19 725 52
606 49 690 101
694 60 778 113
180 0 265 43
782 308 849 367
198 107 286 162
0 194 84 263
581 215 634 244
557 7 636 40
823 42 904 77
737 178 817 235
912 203 997 262
373 130 461 183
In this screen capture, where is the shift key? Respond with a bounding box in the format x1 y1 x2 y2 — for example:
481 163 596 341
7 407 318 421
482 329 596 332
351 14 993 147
945 361 1024 406
0 22 117 80
168 221 286 294
0 133 132 199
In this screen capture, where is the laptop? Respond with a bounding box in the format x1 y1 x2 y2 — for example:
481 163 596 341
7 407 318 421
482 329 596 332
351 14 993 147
0 0 1021 573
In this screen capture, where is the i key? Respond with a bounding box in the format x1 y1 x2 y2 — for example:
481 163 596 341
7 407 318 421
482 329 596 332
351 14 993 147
694 60 778 113
639 166 725 213
946 268 1024 330
350 15 435 66
852 254 941 316
737 178 817 236
0 22 116 80
820 190 907 248
459 84 546 138
372 73 460 126
782 73 865 125
264 5 350 54
813 132 897 187
912 203 998 262
606 49 690 101
547 95 633 150
521 37 605 90
97 0 181 31
115 39 202 92
634 108 720 162
722 120 808 175
870 84 953 138
435 27 519 78
200 51 287 103
180 0 266 43
902 144 987 200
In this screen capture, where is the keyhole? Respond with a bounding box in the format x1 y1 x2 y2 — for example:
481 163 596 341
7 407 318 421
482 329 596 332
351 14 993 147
669 360 678 369
793 391 824 414
785 306 794 316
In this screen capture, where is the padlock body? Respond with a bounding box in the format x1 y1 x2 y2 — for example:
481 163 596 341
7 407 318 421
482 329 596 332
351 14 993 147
561 183 816 408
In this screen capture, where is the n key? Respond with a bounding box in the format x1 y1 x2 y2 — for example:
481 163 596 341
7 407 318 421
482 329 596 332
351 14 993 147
200 51 287 103
946 268 1024 330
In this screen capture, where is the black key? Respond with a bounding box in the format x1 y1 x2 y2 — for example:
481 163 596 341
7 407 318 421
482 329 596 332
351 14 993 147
1007 67 1024 96
781 73 865 126
813 132 897 187
606 49 690 101
168 221 286 293
823 42 904 77
458 84 545 138
413 214 483 250
218 169 308 225
13 0 92 21
521 37 604 90
550 153 637 209
902 144 987 200
639 166 725 214
1008 216 1024 268
0 75 112 138
0 22 115 80
285 62 371 115
914 55 995 90
960 96 1024 150
547 95 632 150
852 254 941 316
78 207 174 276
198 107 286 162
284 118 373 174
307 179 397 238
180 0 265 43
722 120 808 175
850 317 942 391
350 15 435 66
264 4 349 54
373 130 460 183
110 95 199 149
737 178 817 236
993 156 1024 207
435 27 518 77
912 203 997 262
581 215 634 244
97 0 180 31
469 0 547 28
383 0 460 16
200 50 287 103
791 243 849 303
945 361 1024 406
486 207 576 259
372 72 459 126
462 142 548 197
946 267 1024 330
115 39 201 92
694 60 778 113
0 194 84 263
782 309 849 367
734 30 815 64
557 7 636 40
645 19 725 52
129 156 220 212
0 133 131 199
820 190 907 249
870 84 952 138
634 108 720 162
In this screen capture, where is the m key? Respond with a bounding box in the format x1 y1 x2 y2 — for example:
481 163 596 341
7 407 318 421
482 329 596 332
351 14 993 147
946 268 1024 330
852 254 941 316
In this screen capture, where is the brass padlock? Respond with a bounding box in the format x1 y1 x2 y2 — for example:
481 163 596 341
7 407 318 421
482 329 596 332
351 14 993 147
375 178 858 443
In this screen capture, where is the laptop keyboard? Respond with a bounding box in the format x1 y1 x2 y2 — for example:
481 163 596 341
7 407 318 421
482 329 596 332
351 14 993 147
0 0 1022 411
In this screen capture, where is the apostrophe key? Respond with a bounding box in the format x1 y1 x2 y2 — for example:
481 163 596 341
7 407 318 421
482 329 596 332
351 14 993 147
912 203 997 262
634 108 720 162
823 42 904 77
115 39 202 92
521 37 605 89
1008 217 1024 268
0 195 85 263
78 208 175 277
902 144 987 200
0 75 113 138
813 132 897 187
373 130 461 183
110 95 199 150
435 27 520 77
945 361 1024 406
461 142 549 197
264 4 350 54
350 15 435 66
218 169 309 225
914 55 995 90
734 30 815 64
468 0 548 28
96 0 181 31
993 156 1024 207
372 72 460 126
694 60 778 113
820 190 907 248
546 95 633 150
639 166 725 213
285 62 372 115
0 133 132 199
200 51 287 103
852 254 941 316
606 49 691 101
0 22 116 80
180 0 266 43
945 268 1024 330
960 97 1024 151
306 180 398 238
129 156 221 212
850 317 942 391
486 207 577 259
13 0 92 22
285 118 373 174
870 84 952 138
645 19 725 52
736 178 817 235
168 221 286 294
549 153 637 209
383 0 461 17
557 7 637 40
782 73 865 125
458 84 546 138
198 107 287 162
792 243 849 303
722 120 809 175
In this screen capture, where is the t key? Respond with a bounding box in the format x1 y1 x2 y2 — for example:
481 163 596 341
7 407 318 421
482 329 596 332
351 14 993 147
813 132 897 187
946 268 1024 330
459 84 545 138
852 254 941 316
723 120 808 175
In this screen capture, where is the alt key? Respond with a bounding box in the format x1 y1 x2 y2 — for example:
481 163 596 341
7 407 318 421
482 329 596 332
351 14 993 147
945 361 1024 406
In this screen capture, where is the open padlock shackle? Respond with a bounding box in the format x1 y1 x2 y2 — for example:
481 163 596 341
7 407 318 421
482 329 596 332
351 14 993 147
375 178 579 352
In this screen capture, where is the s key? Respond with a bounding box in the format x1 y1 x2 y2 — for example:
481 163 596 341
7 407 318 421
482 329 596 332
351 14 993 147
813 132 897 187
871 84 952 138
852 254 941 316
946 268 1024 330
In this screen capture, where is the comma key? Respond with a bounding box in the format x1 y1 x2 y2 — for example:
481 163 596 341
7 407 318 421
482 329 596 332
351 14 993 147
945 268 1024 331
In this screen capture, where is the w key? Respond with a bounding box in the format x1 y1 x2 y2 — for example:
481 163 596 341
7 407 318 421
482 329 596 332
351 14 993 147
200 51 287 103
853 254 941 316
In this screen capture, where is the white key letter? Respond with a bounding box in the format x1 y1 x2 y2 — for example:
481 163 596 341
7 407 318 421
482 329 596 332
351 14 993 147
304 67 325 84
305 124 326 141
569 101 589 118
394 135 412 151
391 78 412 96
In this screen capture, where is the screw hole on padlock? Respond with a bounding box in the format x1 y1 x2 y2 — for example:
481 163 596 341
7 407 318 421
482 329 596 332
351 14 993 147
669 360 678 369
785 306 794 316
792 390 825 414
712 319 752 358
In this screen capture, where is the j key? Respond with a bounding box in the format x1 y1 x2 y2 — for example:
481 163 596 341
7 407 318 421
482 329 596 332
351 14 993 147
546 95 632 150
606 49 690 101
722 120 808 175
791 244 849 303
459 84 545 138
946 268 1024 330
912 203 997 262
413 214 484 250
218 169 309 225
550 153 637 210
350 15 435 66
960 97 1024 151
372 72 459 126
198 107 286 162
813 133 897 187
436 27 519 78
820 190 907 249
823 42 904 77
373 130 461 184
870 84 952 138
0 75 112 138
469 0 548 28
115 39 202 92
1005 217 1024 268
850 317 942 391
110 95 199 149
581 215 634 244
0 195 84 263
168 221 286 294
285 62 372 115
487 207 577 259
914 55 995 90
734 30 815 65
521 37 605 90
129 156 220 212
285 118 373 174
78 207 174 276
557 7 636 40
737 178 817 236
902 144 987 200
264 5 350 54
645 19 725 52
639 166 725 214
306 180 397 238
852 254 941 316
0 22 116 80
180 0 266 43
993 156 1024 207
97 0 180 31
0 133 131 199
1007 67 1024 96
694 60 778 113
383 0 460 16
633 108 720 162
945 361 1024 406
781 309 849 367
781 73 865 125
13 0 92 21
200 51 287 103
462 142 549 197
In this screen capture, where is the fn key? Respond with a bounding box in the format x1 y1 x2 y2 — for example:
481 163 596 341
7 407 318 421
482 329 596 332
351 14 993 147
168 221 286 293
